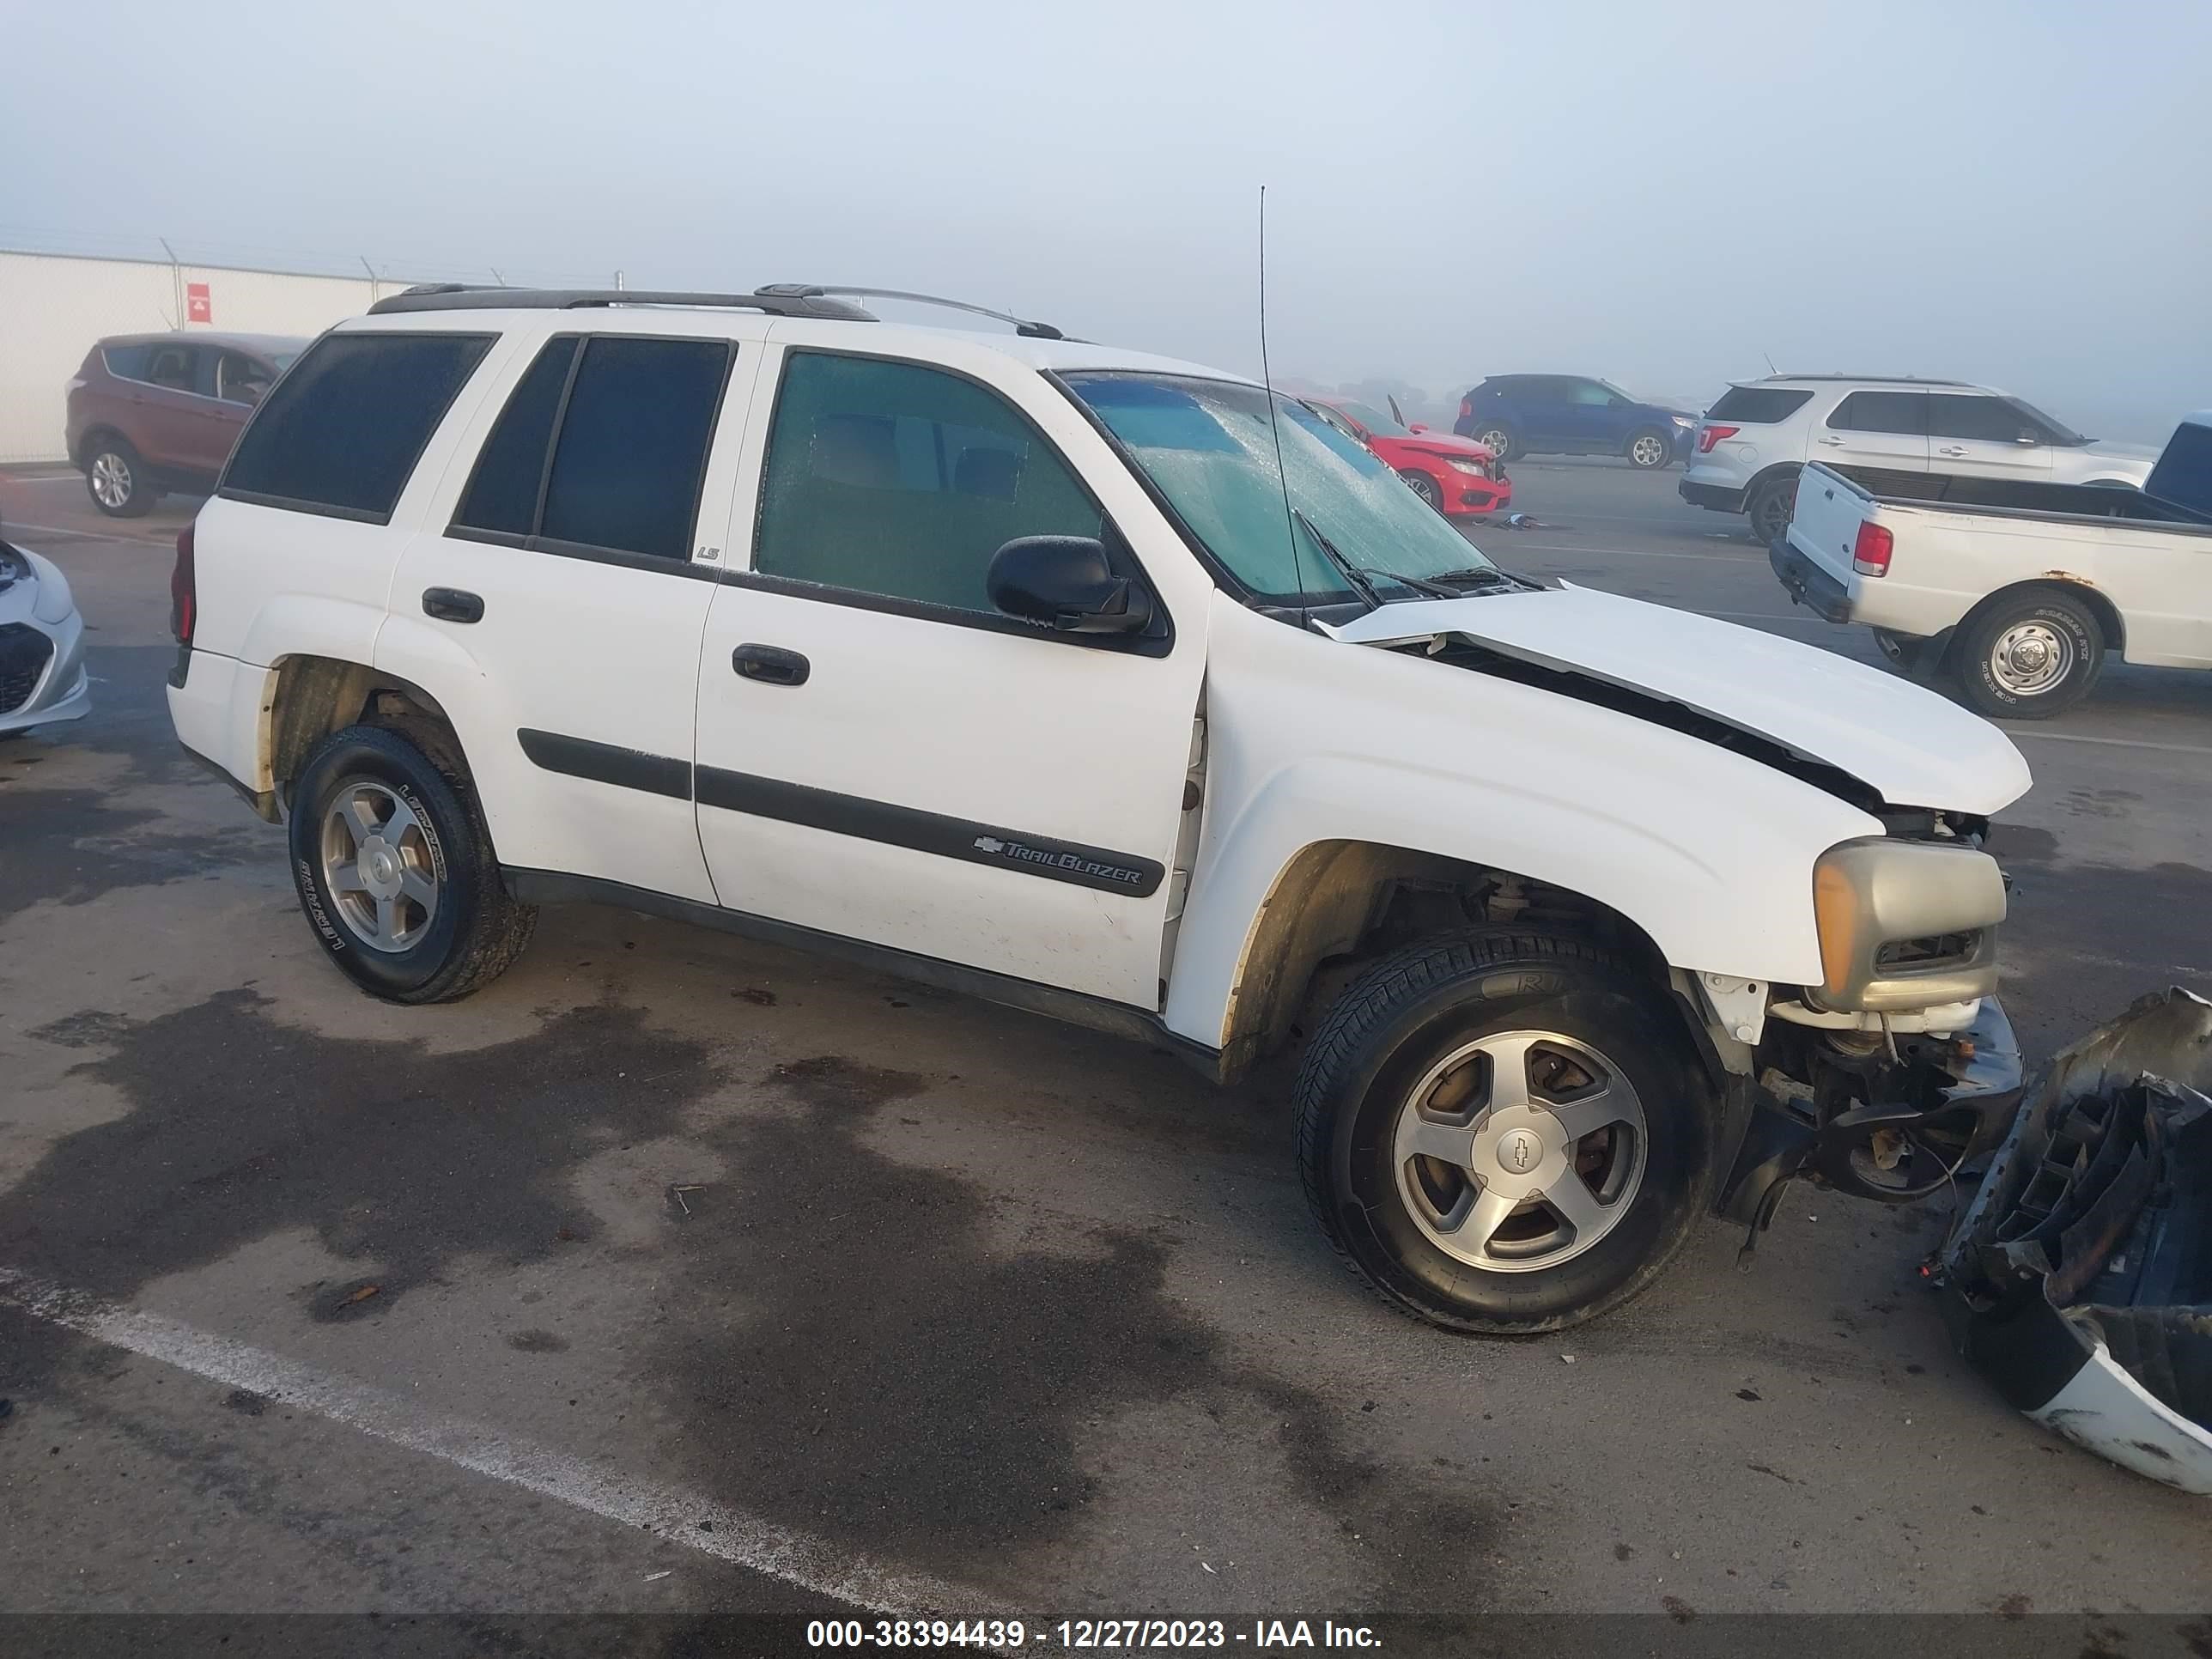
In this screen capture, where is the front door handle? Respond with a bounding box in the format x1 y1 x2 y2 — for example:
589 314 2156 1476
732 643 810 686
422 586 484 623
1817 435 1846 446
1936 446 1967 457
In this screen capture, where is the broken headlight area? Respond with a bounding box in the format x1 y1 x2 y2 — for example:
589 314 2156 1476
1718 995 2024 1249
1934 987 2212 1493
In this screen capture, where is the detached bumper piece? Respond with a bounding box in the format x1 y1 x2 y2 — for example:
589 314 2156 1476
1935 987 2212 1493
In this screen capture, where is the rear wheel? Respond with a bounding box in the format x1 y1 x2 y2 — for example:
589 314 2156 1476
1746 473 1798 544
85 438 155 518
1473 424 1519 463
1399 469 1444 512
1295 932 1720 1334
1626 428 1671 470
1953 590 2102 720
289 723 537 1002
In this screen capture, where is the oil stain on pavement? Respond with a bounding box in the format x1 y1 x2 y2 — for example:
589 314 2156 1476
650 1053 1493 1600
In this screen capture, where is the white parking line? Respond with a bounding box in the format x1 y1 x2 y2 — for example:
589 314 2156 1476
1695 609 1832 628
1 519 169 544
1995 727 2212 757
1492 541 1760 564
0 1267 994 1618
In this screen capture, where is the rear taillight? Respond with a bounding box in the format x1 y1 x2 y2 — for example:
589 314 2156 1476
1459 398 1474 421
1851 520 1893 577
1696 423 1739 454
170 521 197 644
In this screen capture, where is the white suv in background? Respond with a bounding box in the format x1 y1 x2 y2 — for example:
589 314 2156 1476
1679 376 2157 544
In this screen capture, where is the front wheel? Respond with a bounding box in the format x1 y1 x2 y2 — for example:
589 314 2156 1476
1399 468 1444 512
289 723 537 1002
1953 590 2102 720
1626 428 1671 470
1295 932 1720 1334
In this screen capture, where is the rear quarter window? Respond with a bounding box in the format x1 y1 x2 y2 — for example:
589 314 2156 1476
1706 386 1814 424
100 343 154 381
221 331 495 522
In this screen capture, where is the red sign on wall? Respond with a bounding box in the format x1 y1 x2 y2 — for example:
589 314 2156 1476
186 282 211 324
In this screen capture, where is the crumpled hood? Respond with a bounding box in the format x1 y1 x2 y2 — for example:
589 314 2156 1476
1327 584 2032 815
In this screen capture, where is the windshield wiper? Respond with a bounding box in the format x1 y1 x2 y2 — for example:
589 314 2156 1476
1423 566 1537 593
1292 511 1383 610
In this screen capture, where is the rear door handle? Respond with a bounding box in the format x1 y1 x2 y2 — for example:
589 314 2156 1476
1817 435 1846 446
732 643 810 686
422 586 484 623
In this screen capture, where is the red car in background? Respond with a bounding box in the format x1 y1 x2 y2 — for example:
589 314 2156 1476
1305 396 1512 518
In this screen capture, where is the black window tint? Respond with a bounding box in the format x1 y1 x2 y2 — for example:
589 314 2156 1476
1929 396 2040 443
754 352 1103 614
222 332 495 520
1707 386 1814 424
538 337 731 560
453 336 580 538
147 345 197 392
1826 391 1926 435
102 343 152 381
216 351 275 405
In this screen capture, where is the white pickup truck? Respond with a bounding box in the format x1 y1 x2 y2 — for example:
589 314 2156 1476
1771 414 2212 717
170 283 2032 1334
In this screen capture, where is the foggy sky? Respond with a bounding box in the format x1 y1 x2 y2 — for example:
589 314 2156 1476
7 0 2206 441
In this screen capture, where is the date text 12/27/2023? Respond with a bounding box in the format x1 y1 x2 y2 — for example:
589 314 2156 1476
805 1620 1382 1649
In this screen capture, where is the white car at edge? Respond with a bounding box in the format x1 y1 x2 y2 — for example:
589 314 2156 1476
1680 375 2158 544
167 283 2032 1334
0 537 92 736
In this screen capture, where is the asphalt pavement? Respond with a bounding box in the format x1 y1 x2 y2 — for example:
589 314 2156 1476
3 460 2208 1648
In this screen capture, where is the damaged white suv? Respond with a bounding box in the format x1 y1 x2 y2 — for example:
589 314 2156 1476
167 283 2033 1332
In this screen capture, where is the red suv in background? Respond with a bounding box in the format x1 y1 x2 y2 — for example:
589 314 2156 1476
1305 396 1510 518
65 331 306 517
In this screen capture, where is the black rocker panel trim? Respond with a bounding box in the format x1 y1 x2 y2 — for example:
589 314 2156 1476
516 729 1164 897
693 765 1164 897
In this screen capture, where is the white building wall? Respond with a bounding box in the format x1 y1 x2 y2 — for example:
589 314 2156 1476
0 251 400 465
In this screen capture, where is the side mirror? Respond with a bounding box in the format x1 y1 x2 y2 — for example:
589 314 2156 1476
988 536 1152 635
1407 422 1431 434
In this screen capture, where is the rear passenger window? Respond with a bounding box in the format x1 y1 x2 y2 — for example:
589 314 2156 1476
1706 386 1814 424
538 337 732 560
222 332 494 520
1826 391 1927 435
1928 396 2037 443
453 337 580 538
753 352 1105 614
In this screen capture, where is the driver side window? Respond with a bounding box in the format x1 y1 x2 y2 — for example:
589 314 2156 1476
753 352 1104 615
1568 380 1614 406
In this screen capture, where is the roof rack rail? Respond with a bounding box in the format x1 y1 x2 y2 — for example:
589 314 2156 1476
365 283 877 320
763 284 1066 340
1758 372 1970 386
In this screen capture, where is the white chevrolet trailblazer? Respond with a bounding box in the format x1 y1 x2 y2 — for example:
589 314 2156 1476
167 284 2033 1332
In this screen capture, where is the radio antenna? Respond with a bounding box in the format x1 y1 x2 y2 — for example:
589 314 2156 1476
1257 185 1311 619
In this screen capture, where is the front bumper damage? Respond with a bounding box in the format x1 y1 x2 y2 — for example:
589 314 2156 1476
1931 987 2212 1492
1718 995 2024 1234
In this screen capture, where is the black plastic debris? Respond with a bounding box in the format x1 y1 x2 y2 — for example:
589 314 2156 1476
1935 987 2212 1492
